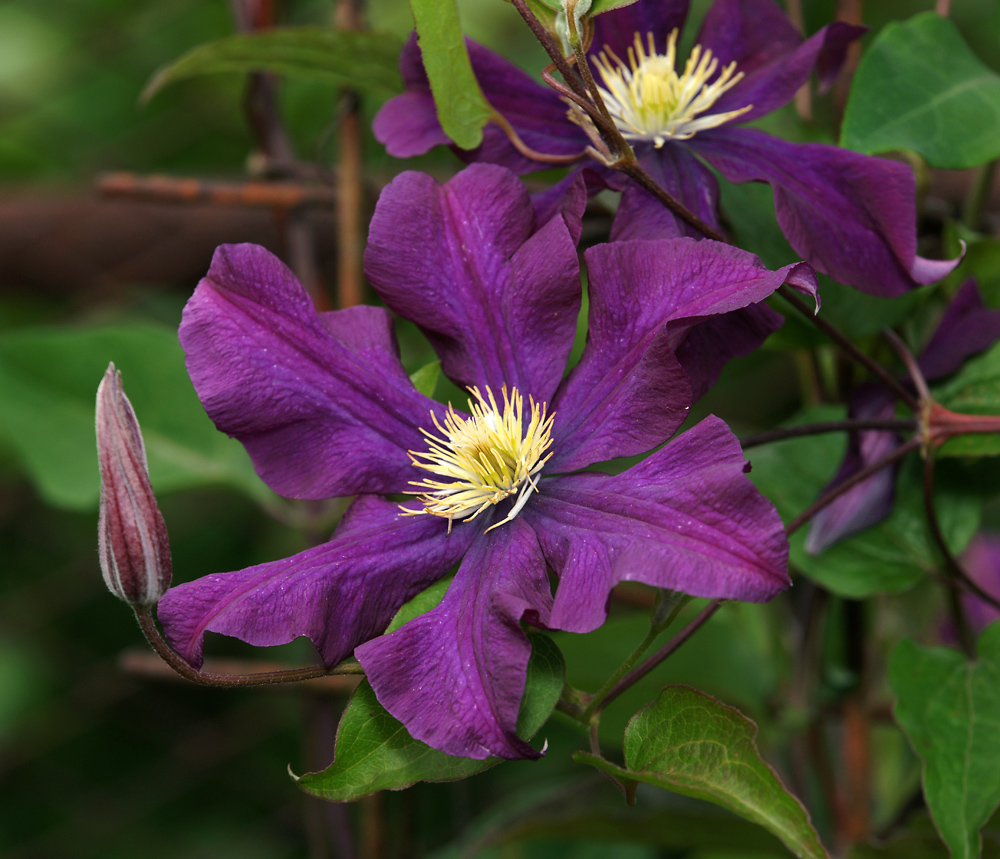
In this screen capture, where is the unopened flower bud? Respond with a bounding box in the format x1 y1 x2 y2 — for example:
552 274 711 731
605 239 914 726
96 363 171 606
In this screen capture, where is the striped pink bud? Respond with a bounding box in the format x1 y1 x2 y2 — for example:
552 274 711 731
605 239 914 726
96 363 171 606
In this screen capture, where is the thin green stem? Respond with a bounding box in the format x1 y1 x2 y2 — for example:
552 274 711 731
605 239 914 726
922 455 984 657
785 437 921 536
600 600 724 710
778 286 921 412
581 624 663 722
741 418 915 449
964 159 997 232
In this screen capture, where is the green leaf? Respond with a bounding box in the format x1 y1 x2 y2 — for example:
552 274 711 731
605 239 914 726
890 623 1000 859
408 0 492 150
574 687 829 859
383 576 450 634
747 407 980 597
842 13 1000 168
296 632 565 800
933 340 1000 457
0 322 271 509
589 0 641 14
409 359 441 398
143 27 403 102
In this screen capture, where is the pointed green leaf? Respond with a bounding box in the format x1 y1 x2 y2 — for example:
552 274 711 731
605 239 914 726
589 0 641 15
842 13 1000 168
574 687 829 859
408 0 492 150
890 624 1000 859
409 359 441 398
143 27 403 103
933 340 1000 457
295 632 564 800
0 322 270 509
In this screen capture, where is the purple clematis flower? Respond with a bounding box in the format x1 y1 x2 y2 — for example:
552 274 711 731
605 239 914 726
157 164 813 760
807 280 1000 553
957 534 1000 634
374 0 960 297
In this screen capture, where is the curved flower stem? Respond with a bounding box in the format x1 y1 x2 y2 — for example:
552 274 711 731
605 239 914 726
922 454 1000 649
741 418 916 449
882 328 931 405
785 437 922 536
923 455 975 656
599 600 724 712
778 286 921 412
133 606 363 687
490 110 588 165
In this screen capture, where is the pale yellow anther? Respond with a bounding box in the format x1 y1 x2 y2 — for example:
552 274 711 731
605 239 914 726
583 30 753 146
401 386 554 533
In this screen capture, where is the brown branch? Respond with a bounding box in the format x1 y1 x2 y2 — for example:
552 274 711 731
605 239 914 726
98 172 336 208
334 0 368 309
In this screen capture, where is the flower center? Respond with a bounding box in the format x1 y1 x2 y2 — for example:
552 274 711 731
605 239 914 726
402 386 554 532
587 30 752 146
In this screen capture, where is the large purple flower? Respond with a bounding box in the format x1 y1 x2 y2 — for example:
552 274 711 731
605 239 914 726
158 164 812 760
374 0 959 297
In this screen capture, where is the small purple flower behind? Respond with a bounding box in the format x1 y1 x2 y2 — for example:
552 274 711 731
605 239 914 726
375 0 959 297
157 164 814 760
807 280 1000 553
958 534 1000 635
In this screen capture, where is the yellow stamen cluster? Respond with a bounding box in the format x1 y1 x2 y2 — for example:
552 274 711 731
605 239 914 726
402 386 554 532
589 30 752 146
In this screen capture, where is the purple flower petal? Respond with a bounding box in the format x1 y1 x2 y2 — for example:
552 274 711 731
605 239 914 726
694 128 961 296
365 165 581 403
180 244 442 498
356 518 552 760
157 496 472 668
374 35 586 172
371 35 452 159
590 0 690 57
674 303 785 401
610 144 721 241
697 0 863 122
919 280 1000 381
959 533 1000 633
528 416 789 632
549 238 817 472
805 386 901 554
532 170 589 246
